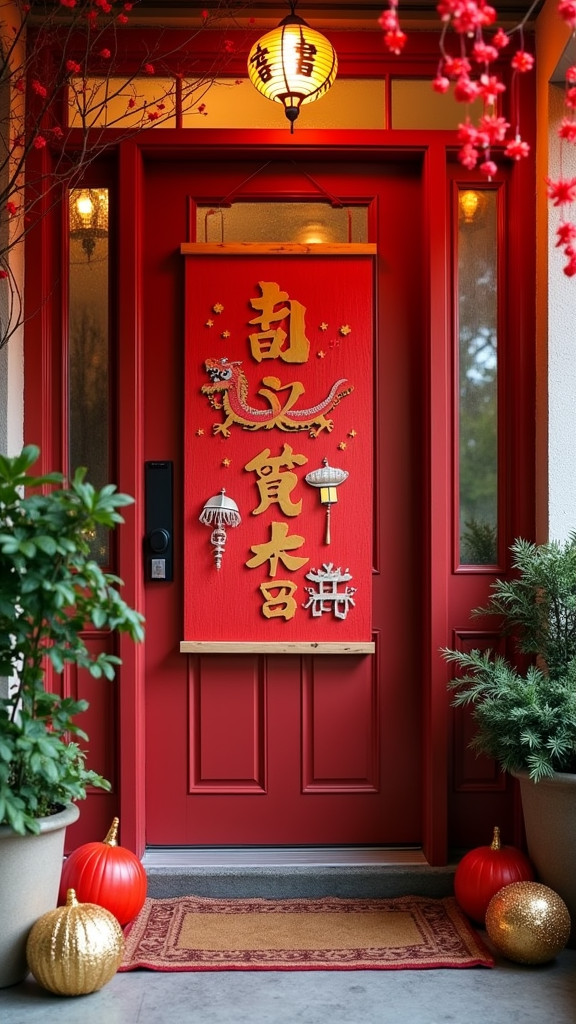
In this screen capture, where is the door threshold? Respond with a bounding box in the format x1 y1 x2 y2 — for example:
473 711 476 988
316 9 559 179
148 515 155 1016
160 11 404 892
142 846 427 868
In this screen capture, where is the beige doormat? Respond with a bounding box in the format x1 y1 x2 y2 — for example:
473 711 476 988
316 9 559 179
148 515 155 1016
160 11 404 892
119 894 494 971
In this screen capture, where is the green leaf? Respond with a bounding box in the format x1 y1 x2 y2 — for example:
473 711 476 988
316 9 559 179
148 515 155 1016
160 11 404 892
91 607 107 629
47 647 65 673
34 535 58 556
0 740 13 762
18 540 37 558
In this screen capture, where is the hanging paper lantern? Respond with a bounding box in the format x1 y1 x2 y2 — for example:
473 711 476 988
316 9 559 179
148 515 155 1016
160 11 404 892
26 889 124 996
59 817 147 926
247 5 338 132
486 882 571 964
454 826 534 924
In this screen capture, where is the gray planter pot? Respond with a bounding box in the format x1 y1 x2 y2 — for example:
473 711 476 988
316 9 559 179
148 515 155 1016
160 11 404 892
0 802 80 987
513 770 576 945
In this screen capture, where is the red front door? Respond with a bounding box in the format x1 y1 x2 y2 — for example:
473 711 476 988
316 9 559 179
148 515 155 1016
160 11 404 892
142 158 425 845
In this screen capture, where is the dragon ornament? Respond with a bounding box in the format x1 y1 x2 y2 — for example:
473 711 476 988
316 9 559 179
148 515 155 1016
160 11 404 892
201 357 353 438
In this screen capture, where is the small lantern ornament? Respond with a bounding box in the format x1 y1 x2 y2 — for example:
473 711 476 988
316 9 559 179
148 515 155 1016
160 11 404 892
26 889 124 996
199 488 241 569
247 1 338 132
58 817 147 926
305 457 348 544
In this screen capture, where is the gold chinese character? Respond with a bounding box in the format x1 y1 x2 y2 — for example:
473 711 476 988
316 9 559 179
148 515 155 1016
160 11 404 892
248 281 310 363
246 521 308 577
244 443 308 516
259 580 298 620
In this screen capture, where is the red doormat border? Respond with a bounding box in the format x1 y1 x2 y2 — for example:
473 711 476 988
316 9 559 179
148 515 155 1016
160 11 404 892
120 894 494 972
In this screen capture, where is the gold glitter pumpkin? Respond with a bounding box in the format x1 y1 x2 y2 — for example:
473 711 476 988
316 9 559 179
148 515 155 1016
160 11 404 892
26 888 124 995
485 881 571 964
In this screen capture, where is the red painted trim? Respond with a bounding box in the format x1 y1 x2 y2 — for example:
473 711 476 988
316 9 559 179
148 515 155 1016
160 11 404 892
116 141 147 856
422 142 451 866
39 27 530 80
24 145 62 472
449 176 505 575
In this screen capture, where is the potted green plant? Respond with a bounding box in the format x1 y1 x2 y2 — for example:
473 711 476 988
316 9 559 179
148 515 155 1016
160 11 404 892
442 534 576 940
0 445 144 986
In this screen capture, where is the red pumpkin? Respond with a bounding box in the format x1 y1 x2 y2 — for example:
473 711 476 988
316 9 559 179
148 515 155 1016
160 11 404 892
454 826 534 924
59 817 147 926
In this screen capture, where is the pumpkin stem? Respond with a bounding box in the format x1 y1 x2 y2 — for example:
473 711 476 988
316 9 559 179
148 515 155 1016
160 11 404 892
66 889 79 908
490 825 501 850
104 817 120 847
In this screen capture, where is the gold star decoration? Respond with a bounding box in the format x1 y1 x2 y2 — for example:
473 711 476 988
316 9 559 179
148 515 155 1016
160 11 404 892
348 429 357 438
221 330 231 338
317 349 326 359
337 441 347 451
319 322 328 331
213 302 224 314
221 457 231 467
205 319 214 327
339 324 352 336
196 428 205 436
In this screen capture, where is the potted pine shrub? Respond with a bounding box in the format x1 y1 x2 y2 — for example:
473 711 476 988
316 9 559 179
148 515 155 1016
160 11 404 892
0 445 144 986
442 534 576 941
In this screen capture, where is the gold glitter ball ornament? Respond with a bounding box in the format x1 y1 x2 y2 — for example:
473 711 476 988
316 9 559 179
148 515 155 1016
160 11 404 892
485 881 571 964
26 888 124 996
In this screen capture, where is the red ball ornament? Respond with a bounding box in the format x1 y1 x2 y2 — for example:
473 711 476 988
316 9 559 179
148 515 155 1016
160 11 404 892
454 826 534 924
59 817 147 926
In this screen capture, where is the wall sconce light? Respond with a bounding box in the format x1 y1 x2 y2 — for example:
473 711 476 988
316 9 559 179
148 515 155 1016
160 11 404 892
69 188 109 261
459 190 485 225
247 1 338 133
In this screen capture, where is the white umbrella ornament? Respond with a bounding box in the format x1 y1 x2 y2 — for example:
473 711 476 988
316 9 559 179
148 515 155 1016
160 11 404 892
199 489 241 569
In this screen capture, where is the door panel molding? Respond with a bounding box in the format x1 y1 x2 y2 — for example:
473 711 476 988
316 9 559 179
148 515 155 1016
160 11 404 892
188 655 267 794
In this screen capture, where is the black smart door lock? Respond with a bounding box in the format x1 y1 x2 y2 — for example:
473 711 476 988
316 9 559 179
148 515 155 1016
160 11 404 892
145 460 173 581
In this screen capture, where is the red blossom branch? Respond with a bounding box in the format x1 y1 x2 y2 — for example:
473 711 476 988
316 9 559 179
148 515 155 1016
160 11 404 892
379 0 576 277
378 0 407 54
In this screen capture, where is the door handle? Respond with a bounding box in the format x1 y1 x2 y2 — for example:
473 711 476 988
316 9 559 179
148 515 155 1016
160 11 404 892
145 461 173 581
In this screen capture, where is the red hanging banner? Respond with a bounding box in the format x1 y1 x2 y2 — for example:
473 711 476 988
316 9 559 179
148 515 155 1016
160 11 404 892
181 245 375 651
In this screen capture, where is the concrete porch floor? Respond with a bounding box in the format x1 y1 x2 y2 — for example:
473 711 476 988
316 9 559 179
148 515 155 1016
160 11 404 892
1 850 575 1024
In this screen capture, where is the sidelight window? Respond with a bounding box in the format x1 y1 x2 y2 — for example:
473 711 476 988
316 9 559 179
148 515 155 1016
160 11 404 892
456 187 499 567
68 187 111 564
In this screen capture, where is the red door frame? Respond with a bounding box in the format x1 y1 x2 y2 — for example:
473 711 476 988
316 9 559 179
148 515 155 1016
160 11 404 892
99 127 535 862
23 85 536 862
119 135 449 859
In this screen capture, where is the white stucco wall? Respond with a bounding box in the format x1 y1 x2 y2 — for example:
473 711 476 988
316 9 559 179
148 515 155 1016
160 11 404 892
0 317 22 701
536 3 576 543
547 81 576 541
0 327 24 458
0 6 24 460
